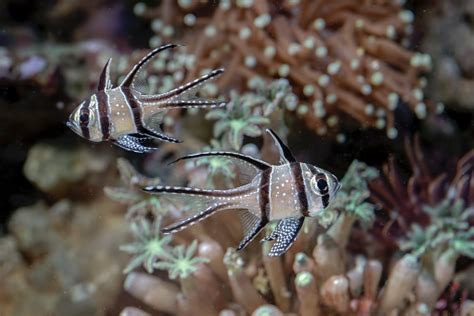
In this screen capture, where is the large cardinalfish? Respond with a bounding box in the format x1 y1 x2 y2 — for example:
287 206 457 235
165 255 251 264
143 129 341 256
67 44 225 153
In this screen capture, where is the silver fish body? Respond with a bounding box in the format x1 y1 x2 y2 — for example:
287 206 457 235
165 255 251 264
143 129 341 256
67 44 225 153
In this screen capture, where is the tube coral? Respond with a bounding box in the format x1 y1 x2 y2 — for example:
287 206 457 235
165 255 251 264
134 0 435 139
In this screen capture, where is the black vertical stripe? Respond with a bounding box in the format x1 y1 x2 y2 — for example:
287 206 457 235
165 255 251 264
121 87 143 130
259 168 271 220
97 92 110 140
79 99 90 139
321 194 330 208
291 163 310 217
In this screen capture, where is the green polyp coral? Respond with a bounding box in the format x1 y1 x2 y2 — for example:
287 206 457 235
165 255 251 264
295 271 314 287
206 90 270 150
192 139 237 188
245 78 297 116
120 217 172 274
105 158 166 218
402 196 474 259
204 79 297 151
321 160 379 228
154 240 209 280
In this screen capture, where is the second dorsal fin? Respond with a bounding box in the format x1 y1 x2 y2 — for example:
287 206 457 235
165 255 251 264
120 44 178 88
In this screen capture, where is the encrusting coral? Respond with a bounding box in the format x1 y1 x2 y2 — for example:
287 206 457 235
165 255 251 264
133 0 436 140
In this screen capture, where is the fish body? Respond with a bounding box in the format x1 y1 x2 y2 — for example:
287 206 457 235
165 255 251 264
143 129 341 256
67 44 225 153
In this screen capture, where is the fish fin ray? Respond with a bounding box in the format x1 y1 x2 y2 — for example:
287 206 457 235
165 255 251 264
171 151 271 184
142 185 235 233
237 210 267 250
140 125 182 143
120 44 179 89
142 99 226 110
265 129 296 164
113 135 158 153
140 69 224 102
171 151 270 170
266 217 304 256
161 203 229 234
98 58 113 91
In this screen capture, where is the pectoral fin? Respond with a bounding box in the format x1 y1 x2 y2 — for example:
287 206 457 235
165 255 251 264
237 210 268 251
264 217 304 256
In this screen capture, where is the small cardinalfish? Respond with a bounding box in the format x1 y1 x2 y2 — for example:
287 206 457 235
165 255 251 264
143 129 341 256
66 44 226 153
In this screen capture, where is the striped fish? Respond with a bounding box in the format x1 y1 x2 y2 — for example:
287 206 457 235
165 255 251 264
143 129 341 256
66 44 226 153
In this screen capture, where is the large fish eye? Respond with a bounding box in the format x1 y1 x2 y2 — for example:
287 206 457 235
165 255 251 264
79 113 89 125
311 173 329 195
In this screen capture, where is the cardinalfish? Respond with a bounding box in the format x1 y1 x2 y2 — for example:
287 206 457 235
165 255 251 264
66 44 226 153
143 129 341 256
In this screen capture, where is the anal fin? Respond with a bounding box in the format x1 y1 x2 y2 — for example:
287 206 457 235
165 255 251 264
264 217 304 256
140 126 182 143
237 210 267 251
113 135 158 153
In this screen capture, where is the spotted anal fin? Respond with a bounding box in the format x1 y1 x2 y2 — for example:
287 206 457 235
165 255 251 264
113 135 158 153
237 210 268 251
120 44 179 89
263 217 304 256
98 58 113 91
266 129 296 163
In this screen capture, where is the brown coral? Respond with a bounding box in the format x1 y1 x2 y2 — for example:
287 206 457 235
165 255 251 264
135 0 434 139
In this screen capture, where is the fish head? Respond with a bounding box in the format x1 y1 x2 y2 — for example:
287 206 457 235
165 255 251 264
67 94 102 142
303 164 341 216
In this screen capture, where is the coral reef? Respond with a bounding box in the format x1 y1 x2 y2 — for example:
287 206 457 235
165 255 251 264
420 0 474 111
0 141 128 316
115 150 473 315
24 142 114 198
369 137 474 249
1 1 473 315
0 199 129 316
134 0 436 139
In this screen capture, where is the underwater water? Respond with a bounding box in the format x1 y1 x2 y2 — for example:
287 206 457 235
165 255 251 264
1 0 474 315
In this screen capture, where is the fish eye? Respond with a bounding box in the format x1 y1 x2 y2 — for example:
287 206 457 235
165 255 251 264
79 113 89 125
311 173 329 195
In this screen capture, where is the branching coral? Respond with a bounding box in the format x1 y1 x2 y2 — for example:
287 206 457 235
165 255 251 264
134 0 436 139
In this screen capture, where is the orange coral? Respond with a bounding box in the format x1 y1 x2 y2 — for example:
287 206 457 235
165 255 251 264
134 0 435 140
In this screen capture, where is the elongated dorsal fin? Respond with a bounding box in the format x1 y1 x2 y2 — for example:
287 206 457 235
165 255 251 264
170 151 271 171
266 129 296 163
98 58 113 91
120 44 178 88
